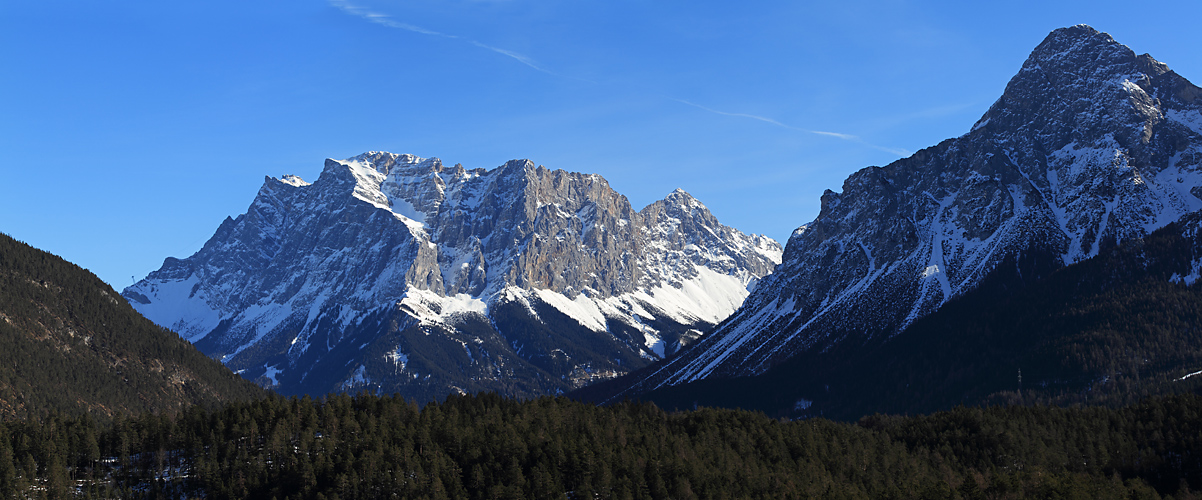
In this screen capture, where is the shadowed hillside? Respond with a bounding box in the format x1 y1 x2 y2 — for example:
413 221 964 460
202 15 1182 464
0 232 263 421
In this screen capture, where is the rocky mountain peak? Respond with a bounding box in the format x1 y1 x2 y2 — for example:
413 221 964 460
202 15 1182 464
125 152 781 400
975 24 1190 150
1023 25 1168 78
666 187 694 199
611 26 1202 395
278 174 310 187
1021 25 1163 80
1031 25 1118 61
346 151 425 171
657 188 708 214
500 158 538 177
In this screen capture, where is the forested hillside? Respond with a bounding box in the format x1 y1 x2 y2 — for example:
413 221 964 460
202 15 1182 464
1 392 1200 499
0 233 263 421
5 205 1202 499
593 215 1202 420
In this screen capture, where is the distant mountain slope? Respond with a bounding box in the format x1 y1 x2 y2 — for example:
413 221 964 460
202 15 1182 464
123 153 780 400
612 25 1202 397
0 233 263 421
585 210 1202 420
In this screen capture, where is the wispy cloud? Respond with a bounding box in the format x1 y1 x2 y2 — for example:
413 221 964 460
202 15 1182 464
672 99 794 129
329 0 447 36
469 41 546 72
330 0 907 158
673 99 910 157
808 130 858 141
330 0 569 77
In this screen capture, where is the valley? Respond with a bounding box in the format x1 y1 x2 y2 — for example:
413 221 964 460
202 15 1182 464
2 22 1202 499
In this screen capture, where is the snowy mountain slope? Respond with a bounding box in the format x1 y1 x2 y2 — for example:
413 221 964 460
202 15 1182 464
613 25 1202 396
583 208 1202 419
123 153 780 400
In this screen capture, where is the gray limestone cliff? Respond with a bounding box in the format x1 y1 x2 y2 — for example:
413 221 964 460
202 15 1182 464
124 153 781 400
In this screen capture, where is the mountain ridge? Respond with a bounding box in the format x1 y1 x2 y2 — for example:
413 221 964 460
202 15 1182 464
587 208 1202 420
124 153 781 400
605 24 1202 399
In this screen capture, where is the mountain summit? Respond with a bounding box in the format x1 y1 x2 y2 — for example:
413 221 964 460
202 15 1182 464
124 153 780 400
612 25 1202 396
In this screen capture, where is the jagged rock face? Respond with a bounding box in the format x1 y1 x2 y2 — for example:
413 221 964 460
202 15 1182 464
640 189 780 287
123 153 780 400
621 25 1202 393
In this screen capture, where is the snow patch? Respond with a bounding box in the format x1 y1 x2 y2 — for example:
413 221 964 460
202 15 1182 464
386 347 409 370
279 175 310 187
668 296 794 384
389 197 428 226
263 365 282 386
534 289 609 333
616 266 753 325
338 158 391 209
443 293 489 316
1168 109 1202 136
1170 259 1202 286
341 365 369 390
398 289 489 325
125 274 223 343
921 264 941 279
643 329 665 358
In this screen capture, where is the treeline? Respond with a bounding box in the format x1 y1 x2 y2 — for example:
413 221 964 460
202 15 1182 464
1 392 1200 499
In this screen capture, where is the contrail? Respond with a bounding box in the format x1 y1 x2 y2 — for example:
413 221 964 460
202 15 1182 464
469 41 546 73
330 0 909 158
328 0 447 36
330 0 561 76
672 99 910 156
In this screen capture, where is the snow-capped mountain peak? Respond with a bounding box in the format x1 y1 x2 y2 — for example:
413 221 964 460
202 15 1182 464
611 25 1202 397
124 153 781 401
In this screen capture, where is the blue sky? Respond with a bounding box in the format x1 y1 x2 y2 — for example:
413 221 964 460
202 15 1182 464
3 1 1201 289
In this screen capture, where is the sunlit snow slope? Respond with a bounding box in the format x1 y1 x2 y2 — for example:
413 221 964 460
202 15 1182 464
124 154 781 400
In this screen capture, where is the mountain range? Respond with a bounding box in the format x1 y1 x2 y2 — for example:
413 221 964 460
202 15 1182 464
581 210 1202 419
114 25 1202 418
7 22 1202 500
123 154 780 400
582 25 1202 414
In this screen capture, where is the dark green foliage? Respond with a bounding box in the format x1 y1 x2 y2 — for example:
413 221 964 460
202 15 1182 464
0 232 264 422
833 221 1202 415
1 392 1200 499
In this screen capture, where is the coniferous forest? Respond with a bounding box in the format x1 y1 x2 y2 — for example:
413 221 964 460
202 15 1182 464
5 225 1202 499
0 233 263 421
0 392 1201 499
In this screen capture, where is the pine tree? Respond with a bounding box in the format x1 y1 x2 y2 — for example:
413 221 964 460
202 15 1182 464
0 430 16 499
